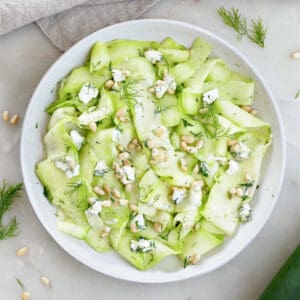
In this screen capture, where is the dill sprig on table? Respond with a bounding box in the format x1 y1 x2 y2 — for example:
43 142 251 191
217 6 267 48
248 18 267 48
0 181 23 240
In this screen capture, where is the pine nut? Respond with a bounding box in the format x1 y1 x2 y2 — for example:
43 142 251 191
125 183 133 192
245 173 252 181
10 114 19 125
192 164 199 174
135 145 142 152
146 139 155 149
128 143 136 151
112 162 120 170
167 88 175 95
111 188 120 199
41 276 50 286
181 135 194 144
93 186 105 196
228 187 237 195
129 204 138 211
123 159 131 166
102 200 112 207
250 109 258 116
195 140 204 150
148 87 155 93
101 226 111 237
103 184 111 194
227 140 238 147
291 51 300 59
22 291 31 300
131 139 138 145
88 197 97 205
2 110 9 121
118 152 130 161
241 105 252 112
130 223 138 233
16 246 28 257
236 187 244 197
179 158 188 172
119 199 129 206
191 253 201 265
180 141 188 150
155 126 166 137
116 107 126 118
104 80 114 89
199 107 208 114
154 222 162 233
89 122 97 132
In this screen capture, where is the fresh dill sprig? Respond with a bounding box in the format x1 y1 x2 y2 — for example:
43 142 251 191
295 89 300 100
217 6 267 48
15 277 25 290
217 7 248 41
248 18 267 48
0 181 22 240
198 104 230 138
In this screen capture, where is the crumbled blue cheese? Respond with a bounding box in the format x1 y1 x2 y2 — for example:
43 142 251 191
78 107 106 125
54 155 80 178
70 130 84 150
112 69 130 82
111 129 122 142
94 160 110 176
172 187 187 204
85 201 102 216
78 83 99 104
202 88 219 104
153 73 177 98
189 182 203 207
131 213 146 231
118 165 136 185
231 142 251 160
226 160 239 175
144 49 162 64
239 202 252 222
164 74 176 91
130 238 156 253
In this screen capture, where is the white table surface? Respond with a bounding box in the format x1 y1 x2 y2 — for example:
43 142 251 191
0 0 299 299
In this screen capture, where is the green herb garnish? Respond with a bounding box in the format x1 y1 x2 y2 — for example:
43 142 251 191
199 162 209 177
217 7 267 48
15 277 25 290
0 181 22 240
183 256 190 268
295 89 300 100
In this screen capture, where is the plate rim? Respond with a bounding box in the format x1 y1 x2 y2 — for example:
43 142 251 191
20 18 286 283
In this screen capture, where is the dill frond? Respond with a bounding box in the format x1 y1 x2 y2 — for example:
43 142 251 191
217 7 248 41
248 18 267 48
217 6 267 48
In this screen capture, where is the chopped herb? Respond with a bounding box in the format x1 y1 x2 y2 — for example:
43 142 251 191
198 103 230 138
0 181 22 240
199 162 209 177
43 186 53 201
217 6 267 48
35 123 38 129
295 89 300 100
183 256 190 268
182 119 194 127
64 181 82 195
15 277 25 290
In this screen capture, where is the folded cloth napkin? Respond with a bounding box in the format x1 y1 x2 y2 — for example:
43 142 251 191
0 0 159 51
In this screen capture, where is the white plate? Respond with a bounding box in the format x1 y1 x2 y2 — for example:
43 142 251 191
20 19 286 283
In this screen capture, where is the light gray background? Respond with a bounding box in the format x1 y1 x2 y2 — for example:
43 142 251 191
0 0 299 299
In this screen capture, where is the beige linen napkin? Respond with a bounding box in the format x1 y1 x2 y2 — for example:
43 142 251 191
0 0 159 51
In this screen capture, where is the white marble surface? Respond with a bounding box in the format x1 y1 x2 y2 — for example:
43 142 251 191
0 0 299 299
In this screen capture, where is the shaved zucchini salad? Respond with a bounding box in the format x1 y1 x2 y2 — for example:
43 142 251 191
36 37 271 270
